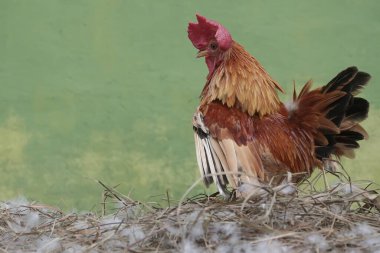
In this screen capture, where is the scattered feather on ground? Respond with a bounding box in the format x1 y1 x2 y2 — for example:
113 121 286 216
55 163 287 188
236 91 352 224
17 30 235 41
0 170 380 252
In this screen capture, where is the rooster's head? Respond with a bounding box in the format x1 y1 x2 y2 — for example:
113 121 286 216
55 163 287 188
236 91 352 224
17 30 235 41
188 14 232 75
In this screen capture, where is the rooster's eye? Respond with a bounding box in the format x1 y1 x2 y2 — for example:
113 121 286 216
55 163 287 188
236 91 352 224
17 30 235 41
209 42 218 50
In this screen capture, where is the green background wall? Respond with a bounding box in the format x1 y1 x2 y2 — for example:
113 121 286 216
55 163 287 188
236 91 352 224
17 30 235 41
0 0 379 210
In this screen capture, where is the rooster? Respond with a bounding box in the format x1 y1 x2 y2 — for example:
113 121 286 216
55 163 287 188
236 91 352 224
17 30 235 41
188 15 370 197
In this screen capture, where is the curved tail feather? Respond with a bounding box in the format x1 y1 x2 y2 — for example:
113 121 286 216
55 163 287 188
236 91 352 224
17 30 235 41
317 67 370 159
291 66 370 162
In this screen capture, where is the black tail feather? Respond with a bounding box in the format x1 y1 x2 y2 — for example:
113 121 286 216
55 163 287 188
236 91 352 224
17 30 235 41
316 66 370 160
349 71 371 96
326 94 351 126
338 130 365 141
345 97 369 122
322 66 358 94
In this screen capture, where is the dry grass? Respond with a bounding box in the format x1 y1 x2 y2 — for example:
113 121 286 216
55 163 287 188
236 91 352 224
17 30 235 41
1 169 380 252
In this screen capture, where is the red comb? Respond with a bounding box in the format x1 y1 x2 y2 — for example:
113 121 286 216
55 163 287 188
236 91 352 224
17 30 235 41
188 14 232 51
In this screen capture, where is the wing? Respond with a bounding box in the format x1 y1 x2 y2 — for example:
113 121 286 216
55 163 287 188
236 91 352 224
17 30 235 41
193 111 231 196
193 101 316 196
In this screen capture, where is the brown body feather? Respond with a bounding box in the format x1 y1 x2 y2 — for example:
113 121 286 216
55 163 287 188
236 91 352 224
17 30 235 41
200 101 315 179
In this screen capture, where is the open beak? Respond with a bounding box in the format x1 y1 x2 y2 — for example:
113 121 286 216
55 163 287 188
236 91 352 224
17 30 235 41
196 50 208 58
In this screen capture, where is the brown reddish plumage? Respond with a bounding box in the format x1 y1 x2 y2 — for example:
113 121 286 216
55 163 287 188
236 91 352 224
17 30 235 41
189 15 370 197
201 101 315 175
200 42 284 117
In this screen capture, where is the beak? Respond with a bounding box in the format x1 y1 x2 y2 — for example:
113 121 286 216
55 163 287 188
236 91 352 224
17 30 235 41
196 50 208 58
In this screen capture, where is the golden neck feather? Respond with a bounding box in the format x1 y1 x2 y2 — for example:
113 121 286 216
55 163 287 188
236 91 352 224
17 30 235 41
201 42 284 117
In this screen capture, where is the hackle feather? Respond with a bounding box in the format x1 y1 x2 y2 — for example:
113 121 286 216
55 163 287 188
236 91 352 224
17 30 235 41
200 42 284 118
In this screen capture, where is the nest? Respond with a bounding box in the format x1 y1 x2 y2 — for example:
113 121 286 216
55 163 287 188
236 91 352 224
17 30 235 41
1 169 380 252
